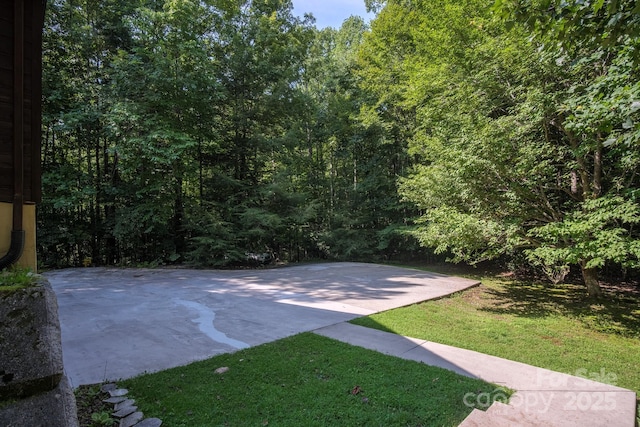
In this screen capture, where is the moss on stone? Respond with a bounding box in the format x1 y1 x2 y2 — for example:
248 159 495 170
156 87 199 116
0 267 38 292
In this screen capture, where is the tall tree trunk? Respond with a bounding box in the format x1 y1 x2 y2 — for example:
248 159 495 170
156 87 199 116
198 138 204 204
580 261 603 298
592 140 603 197
87 139 97 263
94 136 102 264
173 175 185 257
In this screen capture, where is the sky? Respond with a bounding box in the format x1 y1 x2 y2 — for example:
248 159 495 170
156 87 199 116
291 0 376 29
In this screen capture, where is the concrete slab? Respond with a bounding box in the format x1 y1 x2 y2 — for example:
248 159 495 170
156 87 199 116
314 323 637 427
45 262 478 386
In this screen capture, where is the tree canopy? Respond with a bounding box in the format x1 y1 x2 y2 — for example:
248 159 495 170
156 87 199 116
41 0 640 297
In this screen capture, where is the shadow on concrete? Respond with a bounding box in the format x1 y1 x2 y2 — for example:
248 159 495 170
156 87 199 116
45 262 478 386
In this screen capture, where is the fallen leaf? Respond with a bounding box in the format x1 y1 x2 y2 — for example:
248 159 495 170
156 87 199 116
215 367 230 374
350 385 362 395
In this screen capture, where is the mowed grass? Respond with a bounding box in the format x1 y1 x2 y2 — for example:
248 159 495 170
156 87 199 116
121 333 506 427
351 268 640 395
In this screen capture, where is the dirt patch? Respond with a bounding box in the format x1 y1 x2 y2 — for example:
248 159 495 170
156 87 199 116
540 335 563 346
74 384 114 427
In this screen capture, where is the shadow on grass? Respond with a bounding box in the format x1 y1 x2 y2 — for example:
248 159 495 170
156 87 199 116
386 260 640 338
479 278 640 338
120 333 503 426
396 263 640 338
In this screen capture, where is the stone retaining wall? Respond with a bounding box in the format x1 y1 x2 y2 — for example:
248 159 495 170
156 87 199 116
0 279 79 427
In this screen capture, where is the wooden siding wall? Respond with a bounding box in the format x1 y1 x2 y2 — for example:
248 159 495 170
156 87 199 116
0 0 45 204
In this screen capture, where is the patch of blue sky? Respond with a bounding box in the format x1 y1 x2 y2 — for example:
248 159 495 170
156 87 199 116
291 0 376 29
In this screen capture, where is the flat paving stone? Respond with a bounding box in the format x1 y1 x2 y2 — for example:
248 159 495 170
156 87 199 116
133 418 162 427
119 411 143 427
101 383 117 392
109 388 129 397
47 262 478 385
103 396 127 404
115 399 135 411
113 405 137 418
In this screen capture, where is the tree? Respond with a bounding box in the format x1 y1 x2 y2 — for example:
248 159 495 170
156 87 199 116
42 0 319 266
108 0 219 263
41 0 136 266
493 0 640 294
192 0 316 263
42 0 639 285
366 0 640 296
494 0 640 54
297 17 418 260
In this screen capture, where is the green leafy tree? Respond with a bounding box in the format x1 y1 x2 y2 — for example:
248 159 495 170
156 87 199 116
492 0 640 295
41 0 136 266
291 17 409 260
191 0 315 262
42 0 318 266
495 0 640 54
368 0 640 296
108 0 218 263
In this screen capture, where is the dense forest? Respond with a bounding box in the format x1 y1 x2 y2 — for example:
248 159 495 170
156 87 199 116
40 0 640 296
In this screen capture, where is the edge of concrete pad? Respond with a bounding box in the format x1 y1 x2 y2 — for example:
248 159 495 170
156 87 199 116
315 322 479 378
418 280 482 304
314 321 427 356
314 323 637 427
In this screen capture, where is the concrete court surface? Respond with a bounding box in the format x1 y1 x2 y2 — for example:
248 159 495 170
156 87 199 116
46 262 479 387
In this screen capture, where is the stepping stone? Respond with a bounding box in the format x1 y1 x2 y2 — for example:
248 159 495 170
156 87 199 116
101 383 117 392
113 405 137 418
115 399 136 411
103 396 127 404
109 388 129 397
119 411 144 427
134 418 162 427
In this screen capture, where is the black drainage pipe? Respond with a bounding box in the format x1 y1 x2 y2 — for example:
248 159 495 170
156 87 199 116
0 230 25 270
1 0 26 271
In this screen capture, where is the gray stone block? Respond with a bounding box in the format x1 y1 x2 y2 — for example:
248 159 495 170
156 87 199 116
115 398 136 410
134 418 162 427
0 375 79 427
0 278 79 427
113 405 137 418
104 396 127 404
0 281 63 399
119 411 143 427
101 383 117 392
109 388 129 397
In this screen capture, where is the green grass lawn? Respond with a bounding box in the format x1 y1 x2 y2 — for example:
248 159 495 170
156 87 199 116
351 267 640 396
120 333 506 427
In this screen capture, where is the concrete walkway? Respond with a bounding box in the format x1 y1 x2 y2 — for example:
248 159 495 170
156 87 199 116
314 323 637 427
